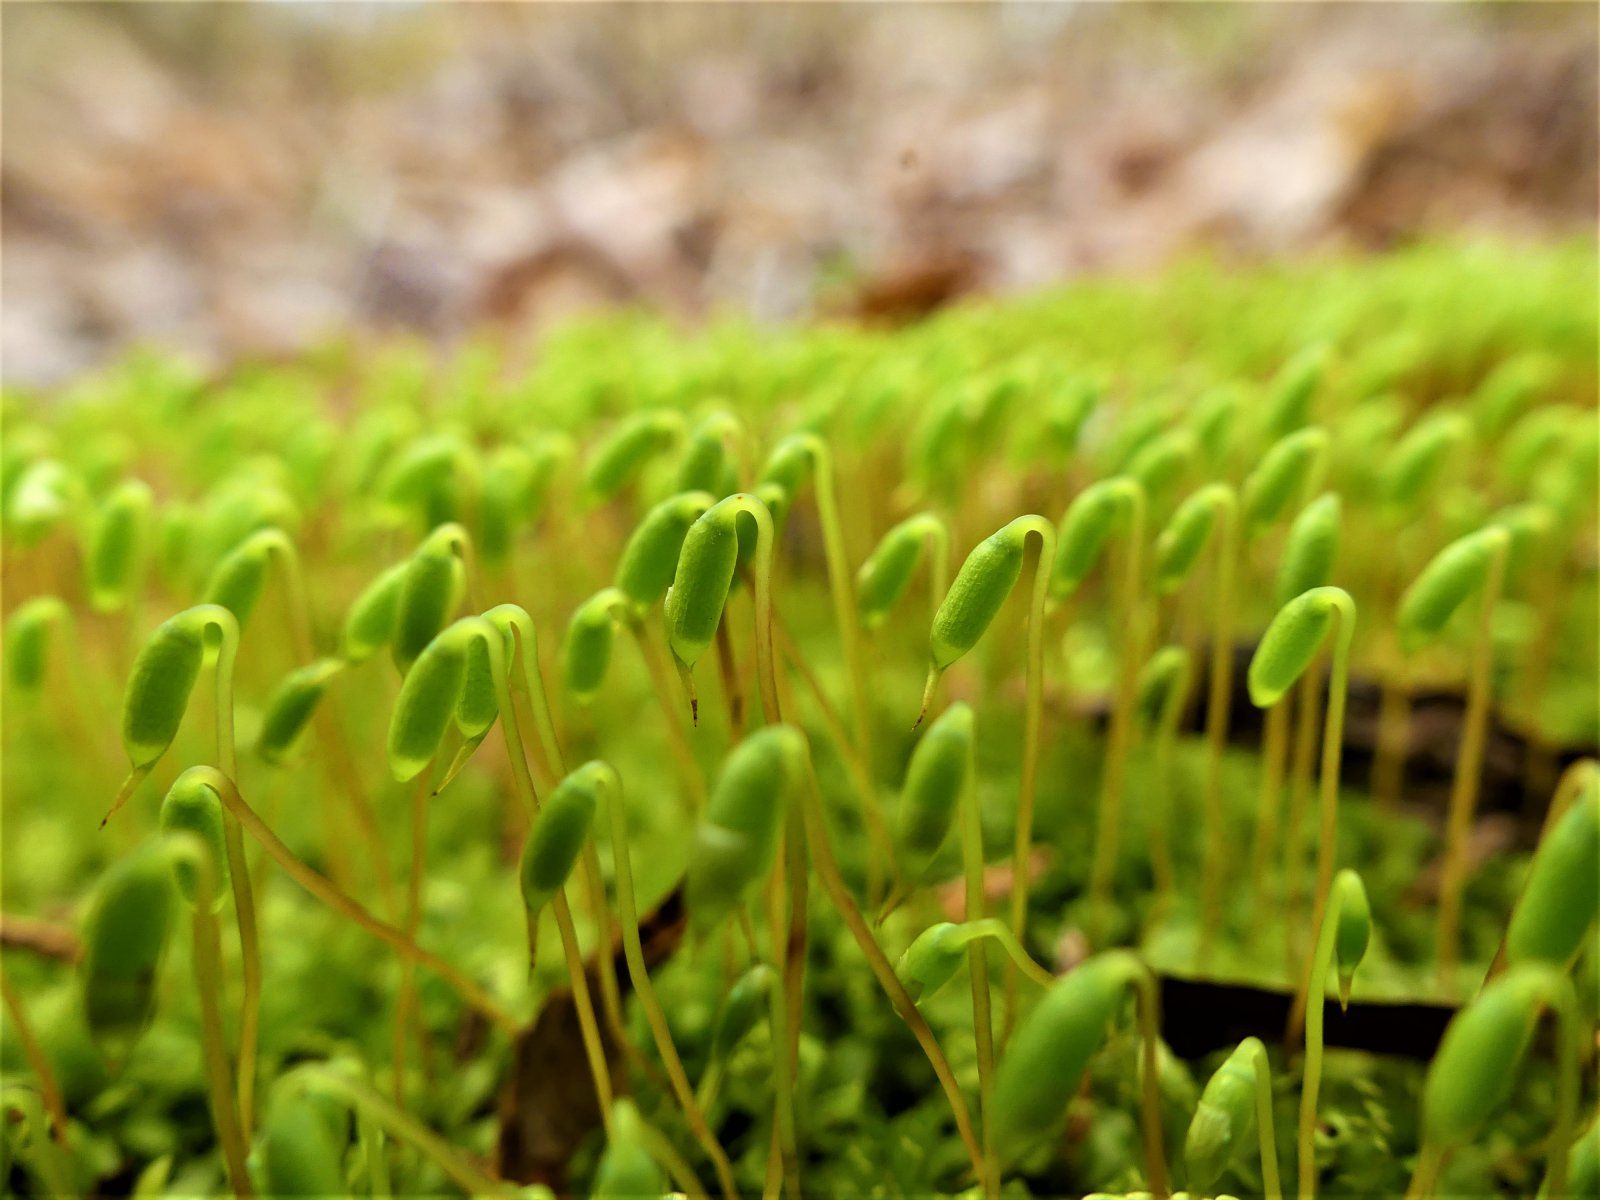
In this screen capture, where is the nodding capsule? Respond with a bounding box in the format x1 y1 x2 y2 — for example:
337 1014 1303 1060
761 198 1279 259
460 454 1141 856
1263 345 1327 438
989 951 1153 1164
857 514 940 630
584 411 683 502
518 767 600 917
896 703 973 882
1397 526 1509 653
385 622 472 782
86 479 155 613
256 1087 349 1197
1274 493 1342 608
684 726 806 929
709 963 777 1059
563 589 627 700
665 493 771 670
675 412 741 494
931 516 1050 671
202 528 286 627
5 596 69 692
592 1098 667 1199
895 922 969 1003
1242 427 1329 534
78 846 174 1059
1185 1037 1267 1193
1154 484 1232 594
1330 868 1371 1008
257 658 346 765
614 492 715 615
158 770 231 911
122 607 233 769
1051 479 1138 600
1247 587 1355 709
1134 646 1193 734
1381 412 1470 509
341 560 408 664
1420 963 1570 1147
391 526 468 674
1505 769 1599 968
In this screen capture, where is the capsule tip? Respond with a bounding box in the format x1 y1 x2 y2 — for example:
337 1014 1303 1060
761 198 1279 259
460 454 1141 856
912 667 941 731
100 764 150 829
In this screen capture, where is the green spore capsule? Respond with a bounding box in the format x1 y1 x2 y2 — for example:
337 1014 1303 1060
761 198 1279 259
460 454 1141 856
710 963 776 1059
1154 484 1232 594
1190 385 1242 459
86 479 155 613
382 434 472 528
6 596 68 692
1241 428 1328 534
614 491 715 615
897 702 973 882
665 493 772 670
1396 526 1509 653
201 530 276 626
592 1099 666 1199
857 513 941 630
518 767 599 916
156 501 196 588
256 1088 349 1197
1185 1038 1267 1195
585 411 683 501
675 412 740 493
79 846 174 1058
1498 406 1579 495
685 726 806 928
121 611 210 769
391 526 467 674
1492 502 1555 583
158 770 231 911
896 923 969 1003
1247 587 1356 708
563 589 627 700
341 560 408 663
477 446 535 563
1380 412 1469 508
1420 963 1566 1146
257 658 346 765
1330 869 1371 1008
1471 352 1554 438
7 459 79 545
1262 345 1326 437
385 622 471 781
932 514 1053 669
1126 429 1195 501
1505 771 1599 967
989 951 1149 1163
1274 493 1341 608
1051 478 1139 599
1135 646 1193 733
453 632 499 742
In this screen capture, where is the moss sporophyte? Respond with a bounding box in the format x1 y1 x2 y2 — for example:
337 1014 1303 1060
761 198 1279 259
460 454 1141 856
5 243 1595 1198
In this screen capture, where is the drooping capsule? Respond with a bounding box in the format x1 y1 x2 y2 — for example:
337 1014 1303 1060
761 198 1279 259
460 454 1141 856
257 659 346 765
684 726 806 928
518 767 599 917
615 492 716 615
896 703 973 882
158 771 231 911
1397 526 1509 653
79 846 174 1058
86 479 155 613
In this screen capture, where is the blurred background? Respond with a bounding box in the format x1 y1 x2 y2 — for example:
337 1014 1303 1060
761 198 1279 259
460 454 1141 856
3 1 1595 387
